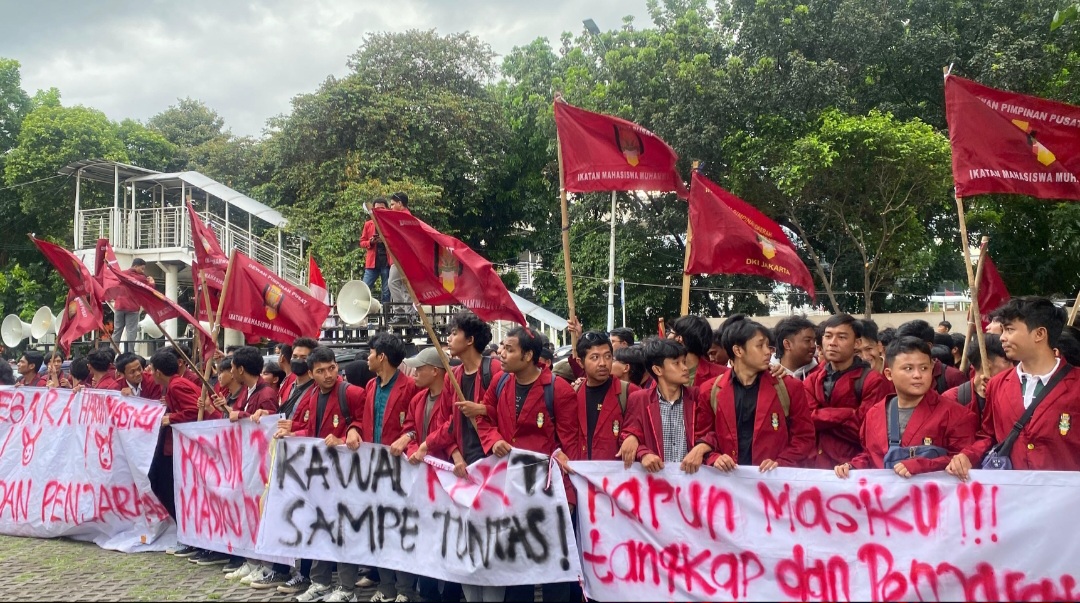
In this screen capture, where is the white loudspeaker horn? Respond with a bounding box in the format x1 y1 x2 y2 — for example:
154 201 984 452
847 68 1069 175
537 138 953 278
53 311 63 334
31 307 54 339
139 315 163 339
336 280 382 326
1 314 32 348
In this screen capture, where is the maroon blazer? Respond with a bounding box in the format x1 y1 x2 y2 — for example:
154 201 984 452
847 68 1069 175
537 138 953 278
964 363 1080 471
567 378 640 462
475 367 578 457
403 387 455 458
162 375 215 455
291 377 366 439
16 374 47 387
625 383 699 463
114 372 162 401
803 360 888 468
359 371 417 445
233 380 279 419
426 360 504 459
850 389 977 474
695 372 815 468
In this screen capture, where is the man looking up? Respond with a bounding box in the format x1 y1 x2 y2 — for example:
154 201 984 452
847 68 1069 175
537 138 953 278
803 313 887 468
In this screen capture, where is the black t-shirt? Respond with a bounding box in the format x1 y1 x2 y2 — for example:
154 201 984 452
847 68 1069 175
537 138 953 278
585 381 609 459
281 379 315 420
732 374 761 465
458 371 486 464
315 390 332 431
515 382 532 416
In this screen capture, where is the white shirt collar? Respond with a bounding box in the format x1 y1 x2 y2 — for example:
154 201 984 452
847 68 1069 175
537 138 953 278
1016 358 1060 385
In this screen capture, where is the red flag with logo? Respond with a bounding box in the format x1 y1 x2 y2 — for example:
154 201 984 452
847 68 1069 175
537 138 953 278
978 251 1010 327
30 237 104 301
218 251 330 341
56 290 103 355
372 209 527 325
685 172 816 299
945 75 1080 200
93 238 123 300
554 100 688 196
106 262 217 361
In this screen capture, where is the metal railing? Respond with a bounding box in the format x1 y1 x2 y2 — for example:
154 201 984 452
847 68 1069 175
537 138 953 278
75 206 305 284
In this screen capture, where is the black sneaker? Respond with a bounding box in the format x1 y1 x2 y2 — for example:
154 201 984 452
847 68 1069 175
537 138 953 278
172 545 199 558
195 551 230 566
222 558 245 573
187 549 212 563
277 573 311 594
251 570 287 589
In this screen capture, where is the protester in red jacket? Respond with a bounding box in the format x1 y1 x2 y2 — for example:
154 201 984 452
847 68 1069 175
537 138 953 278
280 346 365 440
396 347 463 470
81 349 121 390
111 258 154 352
949 297 1080 478
359 197 393 307
567 331 640 465
897 319 968 392
838 337 976 479
224 346 278 421
624 337 710 473
14 351 47 387
357 333 417 447
696 317 815 471
113 352 162 400
803 313 888 468
668 314 726 388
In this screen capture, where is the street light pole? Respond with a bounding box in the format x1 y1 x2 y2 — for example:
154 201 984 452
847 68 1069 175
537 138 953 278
584 17 618 331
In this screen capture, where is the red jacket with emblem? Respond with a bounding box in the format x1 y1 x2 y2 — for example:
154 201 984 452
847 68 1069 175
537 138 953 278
695 372 815 468
425 359 503 459
476 367 577 457
624 383 700 463
402 387 456 458
291 377 366 439
803 359 888 468
359 371 417 445
962 363 1080 471
566 378 640 462
233 380 279 419
850 389 977 474
163 375 218 455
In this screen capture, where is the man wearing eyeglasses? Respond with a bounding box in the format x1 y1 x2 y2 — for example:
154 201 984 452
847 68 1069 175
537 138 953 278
568 331 640 466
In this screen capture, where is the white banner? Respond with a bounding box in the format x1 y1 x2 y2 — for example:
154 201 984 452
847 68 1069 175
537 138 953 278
172 416 290 564
257 440 580 586
569 464 1080 601
0 386 169 552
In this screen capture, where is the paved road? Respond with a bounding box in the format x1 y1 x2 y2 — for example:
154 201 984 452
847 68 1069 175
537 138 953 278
0 535 354 602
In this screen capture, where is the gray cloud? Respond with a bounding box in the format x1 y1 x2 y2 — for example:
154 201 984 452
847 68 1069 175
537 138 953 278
1 0 649 136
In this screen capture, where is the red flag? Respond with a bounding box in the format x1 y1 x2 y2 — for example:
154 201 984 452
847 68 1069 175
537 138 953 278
93 239 122 300
31 237 104 301
978 252 1010 327
106 262 217 361
56 290 103 355
685 172 817 299
186 201 226 321
308 256 329 304
945 75 1080 200
371 209 528 325
554 100 688 196
218 251 330 341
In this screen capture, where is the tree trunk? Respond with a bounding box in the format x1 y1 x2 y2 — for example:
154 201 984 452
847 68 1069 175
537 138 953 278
863 266 873 319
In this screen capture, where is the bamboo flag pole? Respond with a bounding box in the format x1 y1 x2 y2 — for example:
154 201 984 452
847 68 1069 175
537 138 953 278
1069 290 1080 326
955 195 990 377
365 204 471 414
679 161 700 316
555 117 579 356
958 236 990 373
200 250 237 420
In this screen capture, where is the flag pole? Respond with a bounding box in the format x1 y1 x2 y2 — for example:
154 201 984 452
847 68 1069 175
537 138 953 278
211 250 237 344
680 162 700 316
555 118 579 356
1069 290 1080 326
365 205 471 412
955 195 989 376
958 236 990 373
201 250 236 421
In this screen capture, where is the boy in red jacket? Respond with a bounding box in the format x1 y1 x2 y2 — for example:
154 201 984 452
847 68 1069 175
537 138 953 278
837 337 976 479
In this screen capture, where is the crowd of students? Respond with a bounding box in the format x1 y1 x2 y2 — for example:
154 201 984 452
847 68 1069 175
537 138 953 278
2 295 1078 602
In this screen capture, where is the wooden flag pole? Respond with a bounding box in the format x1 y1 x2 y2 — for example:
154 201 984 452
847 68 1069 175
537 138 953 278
679 161 700 316
555 125 579 356
200 251 237 420
958 236 990 373
1068 290 1080 326
955 195 990 377
364 204 471 410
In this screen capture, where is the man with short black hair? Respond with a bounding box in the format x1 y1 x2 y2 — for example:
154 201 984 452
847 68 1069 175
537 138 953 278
14 351 46 387
114 352 161 400
857 319 885 374
937 320 952 334
568 331 640 465
82 349 120 390
803 313 888 468
773 316 818 379
223 346 277 421
836 336 976 479
898 319 966 392
668 315 724 387
609 327 635 350
949 297 1080 478
111 257 155 352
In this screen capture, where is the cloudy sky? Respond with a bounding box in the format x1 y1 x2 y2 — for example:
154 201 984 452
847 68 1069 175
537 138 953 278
1 0 651 137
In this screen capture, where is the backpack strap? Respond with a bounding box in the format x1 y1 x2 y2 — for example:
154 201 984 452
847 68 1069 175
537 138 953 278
545 379 555 420
853 367 869 404
618 380 629 413
887 396 902 448
957 381 972 408
936 366 948 394
337 380 352 423
480 356 494 392
495 372 512 399
774 376 790 418
710 376 724 414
